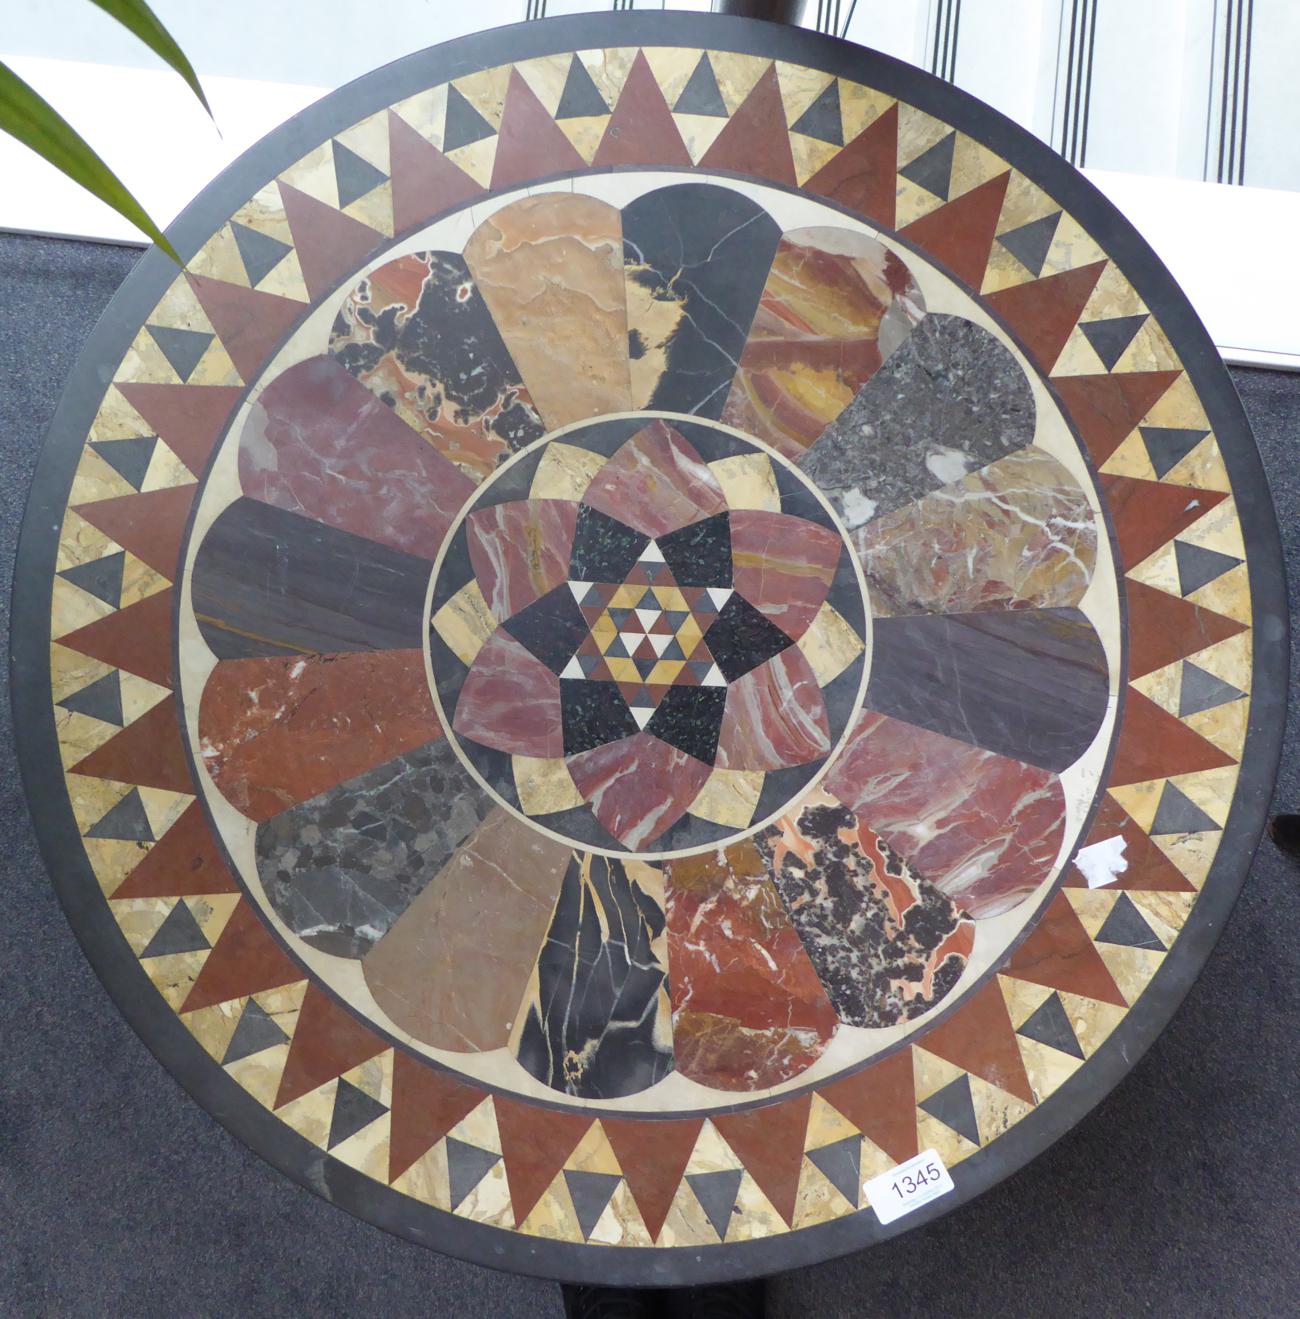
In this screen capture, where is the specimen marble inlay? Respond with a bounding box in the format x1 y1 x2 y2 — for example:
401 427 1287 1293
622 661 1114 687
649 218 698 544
16 12 1281 1287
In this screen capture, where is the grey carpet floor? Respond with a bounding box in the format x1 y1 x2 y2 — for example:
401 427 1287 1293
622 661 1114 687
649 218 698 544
0 234 1295 1318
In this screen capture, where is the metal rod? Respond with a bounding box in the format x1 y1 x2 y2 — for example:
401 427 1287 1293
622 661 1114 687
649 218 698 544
711 0 812 23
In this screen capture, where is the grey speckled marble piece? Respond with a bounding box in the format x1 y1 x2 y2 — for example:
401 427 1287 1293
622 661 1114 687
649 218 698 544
255 738 493 958
798 313 1036 528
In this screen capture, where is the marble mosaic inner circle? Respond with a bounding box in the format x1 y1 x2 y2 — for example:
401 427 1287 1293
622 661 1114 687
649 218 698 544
426 415 871 858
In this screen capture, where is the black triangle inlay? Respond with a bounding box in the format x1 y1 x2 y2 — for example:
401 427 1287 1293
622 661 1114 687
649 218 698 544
230 221 292 287
1138 425 1209 478
899 132 956 201
1150 782 1220 837
563 1170 622 1240
555 54 609 119
1016 993 1085 1060
1079 315 1149 372
445 1137 501 1211
919 1075 980 1146
90 436 157 491
1095 893 1165 951
791 80 843 145
443 85 496 154
332 140 387 209
1178 662 1245 717
146 325 214 383
807 1136 861 1206
141 900 209 958
86 788 154 842
674 54 728 117
327 1078 388 1149
687 1169 744 1241
1174 541 1241 596
57 671 124 726
59 551 125 608
222 1000 289 1065
996 211 1062 278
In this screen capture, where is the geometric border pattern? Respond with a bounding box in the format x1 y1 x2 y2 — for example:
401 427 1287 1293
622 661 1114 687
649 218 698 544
16 14 1285 1286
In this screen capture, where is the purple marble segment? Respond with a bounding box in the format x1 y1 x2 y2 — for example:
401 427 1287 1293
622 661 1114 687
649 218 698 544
240 355 475 560
453 629 564 758
715 647 831 771
465 498 580 621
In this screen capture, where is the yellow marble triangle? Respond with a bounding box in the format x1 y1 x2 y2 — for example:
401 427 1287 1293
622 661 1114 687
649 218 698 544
1096 943 1164 1006
1187 562 1250 625
50 643 113 703
949 133 1007 201
1099 427 1159 480
588 1180 654 1247
138 787 193 839
911 1043 967 1103
776 62 835 126
231 181 294 245
517 1171 584 1241
225 1041 291 1108
513 53 573 117
838 79 894 143
392 85 448 149
108 895 173 954
254 244 311 303
1128 890 1196 946
1107 779 1164 833
343 178 394 239
329 1110 392 1182
341 1046 393 1105
1130 658 1183 715
1051 324 1111 378
997 973 1056 1030
448 1095 502 1154
55 508 114 572
66 445 137 505
335 110 391 174
456 1158 513 1227
707 51 769 115
452 65 512 131
726 1171 786 1242
86 838 154 896
1184 698 1249 761
277 1077 338 1147
444 136 498 189
1061 886 1120 938
915 1109 979 1168
1151 831 1220 889
142 947 210 1010
566 1120 623 1176
279 141 339 208
182 997 245 1062
1160 433 1231 493
187 224 251 288
55 709 117 768
1114 316 1180 374
673 113 729 165
791 132 842 186
1016 1033 1084 1103
1058 989 1127 1058
805 1091 865 1149
969 1074 1034 1146
577 46 638 109
1042 211 1108 278
392 1139 451 1208
555 115 610 165
188 892 240 945
642 46 701 109
50 575 113 640
685 1119 744 1173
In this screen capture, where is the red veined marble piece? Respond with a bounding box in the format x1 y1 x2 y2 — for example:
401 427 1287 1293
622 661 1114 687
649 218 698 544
804 104 899 230
1106 689 1236 786
602 1116 704 1243
1001 889 1127 1006
72 484 196 580
453 630 565 758
825 711 1066 917
582 420 726 538
699 64 797 187
115 383 243 477
1050 371 1181 465
387 1051 486 1184
1126 579 1247 679
493 1097 593 1227
186 273 306 382
1062 795 1195 893
664 840 837 1091
566 733 711 849
180 900 303 1013
466 498 580 621
274 982 388 1109
198 649 444 822
240 355 475 560
982 259 1105 372
1099 473 1227 571
491 68 587 191
713 1094 812 1227
386 109 483 236
112 801 240 899
899 172 1010 291
818 1048 920 1166
73 693 191 793
591 51 691 169
56 587 174 688
278 182 385 301
729 508 841 639
913 978 1034 1105
714 646 831 771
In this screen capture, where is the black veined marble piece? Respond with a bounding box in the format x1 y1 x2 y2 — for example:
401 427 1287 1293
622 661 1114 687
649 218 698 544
644 685 728 764
502 583 589 674
704 592 795 683
569 504 650 583
657 512 731 588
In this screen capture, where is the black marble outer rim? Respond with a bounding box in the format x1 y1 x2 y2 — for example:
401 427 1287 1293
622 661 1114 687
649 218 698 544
9 12 1288 1289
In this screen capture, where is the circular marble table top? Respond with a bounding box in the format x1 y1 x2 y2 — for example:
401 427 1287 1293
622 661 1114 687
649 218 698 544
13 12 1287 1287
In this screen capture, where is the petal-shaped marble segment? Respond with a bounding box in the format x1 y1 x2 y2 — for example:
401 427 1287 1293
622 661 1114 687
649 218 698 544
465 498 579 621
854 448 1097 617
463 193 631 429
714 646 831 771
582 420 727 539
191 498 430 660
329 251 544 481
866 608 1109 772
198 650 442 822
452 629 564 758
799 313 1035 529
566 732 712 849
664 839 836 1091
361 810 571 1051
240 356 476 559
514 853 673 1099
730 508 842 640
622 183 782 418
256 737 494 957
824 712 1066 918
720 227 925 459
752 790 974 1028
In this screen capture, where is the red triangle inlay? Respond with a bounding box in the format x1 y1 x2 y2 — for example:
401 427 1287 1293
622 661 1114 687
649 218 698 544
914 979 1035 1105
180 899 301 1012
56 588 173 688
901 171 1012 291
73 485 195 581
491 69 586 191
1062 795 1195 893
278 181 385 302
819 1049 918 1165
187 274 306 382
116 383 243 478
1108 689 1236 787
387 1051 486 1184
713 1094 812 1227
1051 371 1182 465
113 801 239 899
632 636 657 661
1099 475 1227 570
493 1096 592 1227
592 51 690 168
274 983 387 1109
805 104 898 229
71 693 190 792
1002 890 1126 1005
1126 579 1247 680
982 258 1105 370
601 1116 703 1242
699 64 797 186
387 110 482 235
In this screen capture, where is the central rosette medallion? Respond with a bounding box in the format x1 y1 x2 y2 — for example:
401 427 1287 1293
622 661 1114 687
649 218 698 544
428 415 870 856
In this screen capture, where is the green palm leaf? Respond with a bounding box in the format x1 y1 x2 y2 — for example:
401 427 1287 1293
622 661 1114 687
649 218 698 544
89 0 213 119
